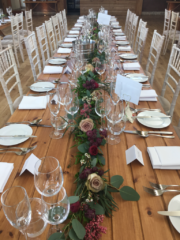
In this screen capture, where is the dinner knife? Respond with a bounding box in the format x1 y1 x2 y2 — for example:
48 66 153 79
5 123 51 128
158 211 180 217
135 116 171 119
0 135 37 138
124 130 173 135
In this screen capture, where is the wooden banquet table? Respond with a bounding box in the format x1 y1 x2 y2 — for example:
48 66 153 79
0 21 11 37
1 26 180 240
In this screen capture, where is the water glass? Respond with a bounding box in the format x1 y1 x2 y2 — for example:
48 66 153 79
95 61 106 81
34 156 63 197
65 92 79 125
95 95 110 130
58 84 72 106
110 82 121 105
41 187 70 225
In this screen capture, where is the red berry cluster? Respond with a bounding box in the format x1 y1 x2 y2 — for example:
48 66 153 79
83 79 99 90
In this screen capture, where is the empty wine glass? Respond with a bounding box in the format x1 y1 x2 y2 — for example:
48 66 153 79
58 84 72 105
64 92 79 127
95 61 106 81
1 186 31 240
110 82 121 105
47 91 61 139
98 39 106 53
34 156 63 197
41 187 70 226
6 7 12 16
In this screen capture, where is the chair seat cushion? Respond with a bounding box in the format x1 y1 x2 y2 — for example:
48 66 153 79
1 39 19 47
158 95 170 115
3 35 24 41
173 126 180 139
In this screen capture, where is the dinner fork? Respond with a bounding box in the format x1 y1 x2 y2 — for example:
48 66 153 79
149 181 180 190
143 186 180 196
0 145 37 152
133 127 175 138
129 107 161 113
0 145 37 156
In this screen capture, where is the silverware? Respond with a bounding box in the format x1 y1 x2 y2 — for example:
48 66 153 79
0 135 37 138
124 130 173 135
129 107 161 113
149 181 180 190
28 93 47 96
158 211 180 217
143 186 180 196
0 145 37 152
134 115 171 119
29 86 56 90
133 127 174 138
6 119 42 125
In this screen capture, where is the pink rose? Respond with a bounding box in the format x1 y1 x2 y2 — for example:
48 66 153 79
79 118 94 132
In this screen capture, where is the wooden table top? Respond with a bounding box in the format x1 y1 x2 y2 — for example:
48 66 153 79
1 28 180 240
0 22 11 31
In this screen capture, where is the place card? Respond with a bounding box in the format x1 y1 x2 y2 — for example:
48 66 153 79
126 145 144 165
97 13 111 25
20 153 39 175
64 66 72 74
115 74 142 105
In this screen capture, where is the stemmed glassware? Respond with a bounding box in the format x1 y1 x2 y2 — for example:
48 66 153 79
1 186 31 240
98 39 106 54
95 61 106 81
6 7 12 16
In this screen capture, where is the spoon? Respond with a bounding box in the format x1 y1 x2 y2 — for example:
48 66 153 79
143 186 180 196
5 119 42 125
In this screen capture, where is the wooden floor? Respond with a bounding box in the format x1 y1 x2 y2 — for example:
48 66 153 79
0 14 179 129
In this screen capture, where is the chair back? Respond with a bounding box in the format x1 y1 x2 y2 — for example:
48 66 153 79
127 12 134 40
0 45 23 114
25 9 33 35
124 9 131 35
56 12 66 40
16 12 24 39
51 15 63 47
134 19 147 53
137 26 148 64
129 14 139 47
24 32 42 81
45 19 56 56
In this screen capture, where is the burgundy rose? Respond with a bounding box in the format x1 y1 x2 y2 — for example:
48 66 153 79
100 129 107 138
98 169 104 176
96 138 102 144
91 167 98 173
79 168 92 179
87 130 93 137
89 145 98 156
94 82 99 88
84 209 96 220
70 201 81 213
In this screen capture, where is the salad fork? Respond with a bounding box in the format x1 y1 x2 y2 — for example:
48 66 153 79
0 145 37 156
149 181 180 190
0 145 37 152
143 186 180 196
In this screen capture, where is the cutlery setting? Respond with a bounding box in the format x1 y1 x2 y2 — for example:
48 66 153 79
5 119 51 128
132 127 175 138
0 145 37 155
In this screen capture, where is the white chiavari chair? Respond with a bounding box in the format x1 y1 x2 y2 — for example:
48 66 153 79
124 9 131 35
127 12 135 41
25 9 33 36
56 12 66 40
129 15 139 47
162 9 171 55
36 24 50 68
134 19 147 53
174 119 180 138
1 15 24 67
168 12 180 50
136 26 148 64
145 30 164 86
24 32 42 82
51 15 63 47
62 9 68 36
45 19 57 56
0 45 23 115
158 44 180 117
0 39 2 51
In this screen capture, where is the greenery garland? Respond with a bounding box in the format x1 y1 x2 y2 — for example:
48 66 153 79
49 23 140 240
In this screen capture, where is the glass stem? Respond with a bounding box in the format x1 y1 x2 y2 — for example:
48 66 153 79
21 230 28 240
101 116 104 130
54 117 59 136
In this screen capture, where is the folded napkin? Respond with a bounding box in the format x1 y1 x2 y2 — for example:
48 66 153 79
139 90 157 101
64 38 76 42
147 147 180 169
57 47 71 54
0 163 14 192
72 28 81 31
118 46 131 51
74 24 82 27
43 66 63 74
123 62 140 71
113 29 122 33
19 96 47 109
69 30 79 34
111 22 119 26
79 16 84 19
116 36 126 40
77 19 84 23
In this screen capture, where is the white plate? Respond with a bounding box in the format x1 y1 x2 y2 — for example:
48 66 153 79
126 73 148 83
119 53 138 60
0 124 32 146
67 35 78 38
168 194 180 233
60 43 72 48
115 33 125 36
30 82 55 92
116 41 129 45
48 58 66 65
137 111 171 129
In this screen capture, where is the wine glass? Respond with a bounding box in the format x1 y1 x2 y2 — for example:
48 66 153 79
1 186 31 240
106 100 124 145
41 187 70 226
95 95 110 131
58 84 72 105
95 61 106 81
6 7 12 16
110 82 121 105
34 156 64 197
65 92 79 128
47 91 61 139
98 39 106 53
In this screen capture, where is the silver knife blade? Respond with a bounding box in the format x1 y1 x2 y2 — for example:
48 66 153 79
124 130 137 134
136 116 171 119
158 211 180 217
30 124 52 128
0 135 37 138
124 130 173 135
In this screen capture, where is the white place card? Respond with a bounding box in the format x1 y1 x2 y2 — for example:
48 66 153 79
97 13 111 25
20 153 40 175
126 145 144 165
115 74 142 105
64 66 72 74
104 10 108 14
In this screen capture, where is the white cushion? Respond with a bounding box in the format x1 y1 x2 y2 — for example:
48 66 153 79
3 35 24 41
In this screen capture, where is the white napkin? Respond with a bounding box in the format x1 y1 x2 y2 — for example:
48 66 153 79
123 62 140 71
139 90 157 101
74 24 82 27
64 38 76 42
0 163 14 192
147 147 180 169
19 96 47 109
118 46 131 51
72 27 81 30
4 19 11 22
111 22 119 26
116 36 126 40
69 30 79 34
57 47 71 54
113 29 122 33
43 66 63 74
77 19 84 23
79 16 84 19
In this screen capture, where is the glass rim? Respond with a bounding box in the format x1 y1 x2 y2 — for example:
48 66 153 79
41 186 67 205
34 156 61 175
1 186 28 208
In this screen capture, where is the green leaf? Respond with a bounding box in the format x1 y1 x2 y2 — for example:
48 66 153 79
101 139 106 146
78 142 89 153
97 154 105 165
108 187 120 192
69 196 79 204
72 219 86 239
86 90 91 97
88 202 105 215
110 175 124 189
69 228 81 240
67 113 73 120
91 158 97 167
104 184 107 195
48 232 65 240
119 186 140 201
